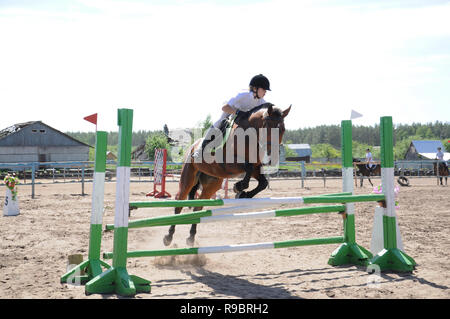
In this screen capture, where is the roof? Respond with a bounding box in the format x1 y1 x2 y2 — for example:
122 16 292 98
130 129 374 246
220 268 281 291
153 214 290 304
0 121 92 148
0 121 36 140
411 140 444 153
286 144 312 157
418 153 450 161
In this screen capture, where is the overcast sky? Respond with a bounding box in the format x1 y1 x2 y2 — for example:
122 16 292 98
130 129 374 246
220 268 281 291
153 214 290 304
1 0 449 133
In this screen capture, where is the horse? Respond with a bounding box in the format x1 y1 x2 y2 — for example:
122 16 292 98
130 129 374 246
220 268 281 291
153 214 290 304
352 158 381 187
433 161 448 186
163 103 291 246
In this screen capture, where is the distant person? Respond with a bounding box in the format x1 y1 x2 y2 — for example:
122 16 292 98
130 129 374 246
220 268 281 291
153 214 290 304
436 147 448 167
365 148 375 172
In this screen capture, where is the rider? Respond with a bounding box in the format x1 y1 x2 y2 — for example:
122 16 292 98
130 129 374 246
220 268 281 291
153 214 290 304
436 147 448 167
192 74 271 159
365 148 375 173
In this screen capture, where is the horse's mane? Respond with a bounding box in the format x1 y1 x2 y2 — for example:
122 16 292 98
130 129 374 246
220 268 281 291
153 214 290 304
250 103 283 118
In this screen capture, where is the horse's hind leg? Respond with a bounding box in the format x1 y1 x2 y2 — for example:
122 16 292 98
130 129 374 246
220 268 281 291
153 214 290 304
163 164 199 246
186 175 223 246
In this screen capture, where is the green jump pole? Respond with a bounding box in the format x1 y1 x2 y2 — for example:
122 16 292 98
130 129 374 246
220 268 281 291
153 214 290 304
370 116 416 272
328 120 373 267
85 109 151 296
60 131 111 284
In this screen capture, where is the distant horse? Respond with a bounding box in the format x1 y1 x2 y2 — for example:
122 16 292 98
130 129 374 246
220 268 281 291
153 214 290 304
353 158 381 187
434 162 448 186
163 103 291 246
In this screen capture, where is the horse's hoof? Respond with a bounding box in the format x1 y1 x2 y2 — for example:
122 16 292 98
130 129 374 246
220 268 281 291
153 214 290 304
236 191 247 199
186 236 195 247
163 235 173 246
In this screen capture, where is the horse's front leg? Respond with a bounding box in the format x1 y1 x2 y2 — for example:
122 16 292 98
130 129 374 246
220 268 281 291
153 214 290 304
233 162 253 193
238 167 268 199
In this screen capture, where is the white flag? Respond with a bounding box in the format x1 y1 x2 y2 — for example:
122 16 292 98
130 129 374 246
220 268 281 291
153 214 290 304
350 109 363 120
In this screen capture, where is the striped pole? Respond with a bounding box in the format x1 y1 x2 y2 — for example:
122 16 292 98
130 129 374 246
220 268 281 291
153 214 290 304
129 194 385 209
105 205 346 230
86 109 150 296
328 120 373 266
370 116 416 272
60 131 111 284
103 237 346 260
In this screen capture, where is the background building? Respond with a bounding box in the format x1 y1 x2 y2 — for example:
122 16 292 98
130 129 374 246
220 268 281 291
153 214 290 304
0 121 91 163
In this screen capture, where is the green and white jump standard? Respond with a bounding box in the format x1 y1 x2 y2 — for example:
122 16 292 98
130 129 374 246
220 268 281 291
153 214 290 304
328 120 373 266
85 109 151 296
60 131 111 284
370 117 416 272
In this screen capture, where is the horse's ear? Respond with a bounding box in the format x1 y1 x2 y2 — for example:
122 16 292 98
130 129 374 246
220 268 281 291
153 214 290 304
267 103 273 115
282 104 292 118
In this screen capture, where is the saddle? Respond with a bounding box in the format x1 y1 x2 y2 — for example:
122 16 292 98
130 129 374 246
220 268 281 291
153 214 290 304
206 103 274 153
221 103 274 145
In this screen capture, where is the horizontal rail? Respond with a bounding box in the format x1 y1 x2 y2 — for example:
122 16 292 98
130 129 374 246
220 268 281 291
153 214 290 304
129 194 385 209
105 205 346 230
102 236 345 259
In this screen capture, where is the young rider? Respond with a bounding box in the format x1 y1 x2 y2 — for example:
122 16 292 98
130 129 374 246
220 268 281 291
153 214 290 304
365 148 375 172
192 74 271 159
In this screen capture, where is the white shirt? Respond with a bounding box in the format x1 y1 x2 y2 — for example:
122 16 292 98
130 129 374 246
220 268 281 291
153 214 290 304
436 150 444 161
365 152 374 167
213 91 266 127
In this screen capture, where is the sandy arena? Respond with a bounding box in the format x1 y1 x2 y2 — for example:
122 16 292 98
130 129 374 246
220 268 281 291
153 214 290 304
1 177 449 299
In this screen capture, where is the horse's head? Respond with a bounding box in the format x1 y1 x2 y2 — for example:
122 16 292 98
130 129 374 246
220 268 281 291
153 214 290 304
250 103 291 163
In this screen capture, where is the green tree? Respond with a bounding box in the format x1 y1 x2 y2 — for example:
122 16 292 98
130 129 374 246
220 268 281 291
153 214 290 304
443 140 450 152
311 144 340 160
199 114 213 136
284 141 299 159
145 133 171 160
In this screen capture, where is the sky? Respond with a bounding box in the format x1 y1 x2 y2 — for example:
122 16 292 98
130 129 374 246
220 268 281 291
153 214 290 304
0 0 449 133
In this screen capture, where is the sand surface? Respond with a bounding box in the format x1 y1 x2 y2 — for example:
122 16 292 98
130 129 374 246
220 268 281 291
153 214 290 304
1 176 449 299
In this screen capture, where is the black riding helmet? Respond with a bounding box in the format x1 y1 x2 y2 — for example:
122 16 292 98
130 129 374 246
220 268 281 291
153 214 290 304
249 74 271 91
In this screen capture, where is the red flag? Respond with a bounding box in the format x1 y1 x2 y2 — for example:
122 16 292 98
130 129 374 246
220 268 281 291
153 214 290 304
83 113 97 125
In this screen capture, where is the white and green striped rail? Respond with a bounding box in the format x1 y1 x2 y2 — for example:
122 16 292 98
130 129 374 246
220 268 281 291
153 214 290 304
103 237 346 259
105 204 346 230
128 193 384 209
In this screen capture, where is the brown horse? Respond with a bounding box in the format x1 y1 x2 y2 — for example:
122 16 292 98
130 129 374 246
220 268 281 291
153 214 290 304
434 162 448 186
353 158 381 187
163 104 291 246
